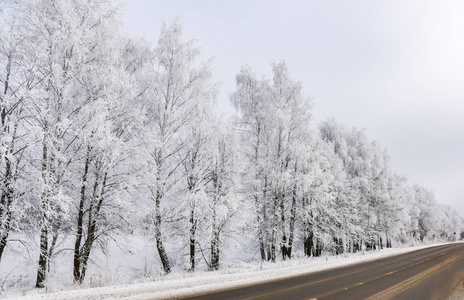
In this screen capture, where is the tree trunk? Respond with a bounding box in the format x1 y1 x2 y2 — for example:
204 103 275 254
386 230 391 248
77 223 96 284
210 228 220 270
0 231 7 262
270 191 279 262
73 148 90 282
75 216 96 285
263 176 270 261
47 231 59 272
36 139 50 289
287 182 297 259
154 147 171 274
266 231 271 261
155 188 171 274
36 224 48 288
0 190 12 263
303 195 314 257
0 151 14 263
333 237 343 255
0 184 12 262
270 229 276 262
255 195 266 261
254 128 267 261
280 191 287 260
313 238 323 257
303 223 313 257
189 207 196 271
74 172 107 284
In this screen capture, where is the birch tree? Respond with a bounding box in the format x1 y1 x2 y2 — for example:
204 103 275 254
70 7 140 284
319 119 379 251
19 0 78 287
10 0 127 287
232 61 312 262
142 21 215 274
0 5 33 264
231 66 271 261
179 80 216 272
206 120 242 270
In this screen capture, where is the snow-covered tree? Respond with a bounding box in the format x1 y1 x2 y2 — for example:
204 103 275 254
232 61 313 262
301 134 351 256
0 3 33 264
178 80 216 272
320 120 391 251
15 0 81 287
231 65 271 261
8 0 135 287
70 16 141 285
206 120 242 270
0 3 462 291
140 21 216 274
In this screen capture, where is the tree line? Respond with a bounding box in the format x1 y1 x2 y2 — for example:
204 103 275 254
0 0 462 289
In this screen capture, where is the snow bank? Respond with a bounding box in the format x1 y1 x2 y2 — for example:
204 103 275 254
2 243 449 300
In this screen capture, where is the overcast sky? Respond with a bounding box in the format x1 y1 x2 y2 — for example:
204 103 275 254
121 0 464 214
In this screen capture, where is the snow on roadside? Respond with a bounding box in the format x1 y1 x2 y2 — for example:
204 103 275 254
2 243 453 300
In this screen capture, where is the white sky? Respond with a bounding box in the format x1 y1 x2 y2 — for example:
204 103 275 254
120 0 464 214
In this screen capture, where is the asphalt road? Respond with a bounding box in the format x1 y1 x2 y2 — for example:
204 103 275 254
184 243 464 300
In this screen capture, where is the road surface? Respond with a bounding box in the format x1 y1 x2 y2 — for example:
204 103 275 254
184 243 464 300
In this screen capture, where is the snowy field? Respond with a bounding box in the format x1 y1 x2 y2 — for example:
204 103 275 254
1 242 450 300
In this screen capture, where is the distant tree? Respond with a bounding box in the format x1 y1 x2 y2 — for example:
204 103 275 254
319 120 390 251
414 185 440 242
383 173 410 247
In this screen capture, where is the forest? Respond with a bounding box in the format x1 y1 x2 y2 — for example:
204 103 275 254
0 0 462 291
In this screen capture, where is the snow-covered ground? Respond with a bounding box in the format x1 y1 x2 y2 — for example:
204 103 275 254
1 242 449 300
